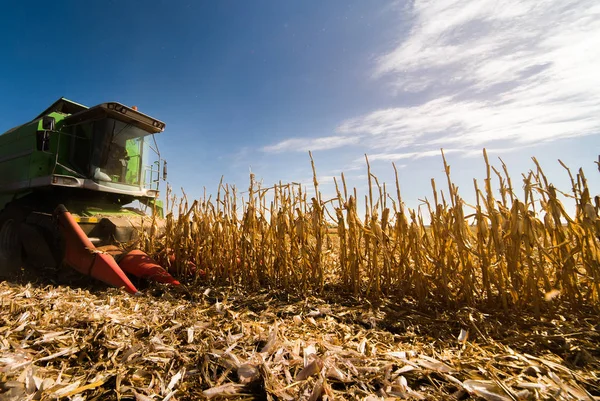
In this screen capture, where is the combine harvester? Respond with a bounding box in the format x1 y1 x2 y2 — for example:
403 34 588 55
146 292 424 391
0 98 179 294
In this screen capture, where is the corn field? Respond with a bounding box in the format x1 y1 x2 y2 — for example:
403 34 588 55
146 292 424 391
139 150 600 312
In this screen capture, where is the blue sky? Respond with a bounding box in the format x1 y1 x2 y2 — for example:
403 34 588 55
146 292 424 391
1 1 599 216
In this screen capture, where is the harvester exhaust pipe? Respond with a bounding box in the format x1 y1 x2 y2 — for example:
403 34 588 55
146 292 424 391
53 205 139 294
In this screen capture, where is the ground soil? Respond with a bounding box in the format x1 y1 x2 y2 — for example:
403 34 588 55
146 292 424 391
0 270 599 400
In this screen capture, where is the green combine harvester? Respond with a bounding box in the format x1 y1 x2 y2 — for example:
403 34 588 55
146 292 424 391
0 98 179 293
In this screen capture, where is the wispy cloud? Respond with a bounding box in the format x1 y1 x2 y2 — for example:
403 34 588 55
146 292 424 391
342 0 600 148
363 146 536 164
263 0 600 157
262 135 360 153
365 149 462 162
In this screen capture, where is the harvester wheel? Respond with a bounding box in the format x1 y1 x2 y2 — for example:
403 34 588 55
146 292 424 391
0 218 21 260
0 208 25 277
20 223 59 270
0 207 62 276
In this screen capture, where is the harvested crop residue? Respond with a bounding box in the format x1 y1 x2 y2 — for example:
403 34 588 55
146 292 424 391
1 281 598 400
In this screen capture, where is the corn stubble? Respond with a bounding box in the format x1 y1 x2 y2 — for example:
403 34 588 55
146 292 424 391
141 150 600 311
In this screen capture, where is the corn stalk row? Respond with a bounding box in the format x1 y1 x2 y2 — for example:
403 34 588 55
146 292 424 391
139 150 600 311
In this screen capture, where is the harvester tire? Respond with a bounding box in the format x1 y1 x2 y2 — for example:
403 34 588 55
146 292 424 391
0 208 25 276
20 223 58 270
0 218 21 259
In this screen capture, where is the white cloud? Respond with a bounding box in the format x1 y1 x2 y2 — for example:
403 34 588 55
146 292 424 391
364 149 462 162
341 0 600 149
364 145 538 164
262 135 360 153
261 0 600 159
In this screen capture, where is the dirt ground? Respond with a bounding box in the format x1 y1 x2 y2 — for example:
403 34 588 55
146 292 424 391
0 273 599 400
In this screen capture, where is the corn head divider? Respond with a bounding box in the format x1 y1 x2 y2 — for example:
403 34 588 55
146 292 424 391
53 204 139 293
53 204 178 293
0 98 179 292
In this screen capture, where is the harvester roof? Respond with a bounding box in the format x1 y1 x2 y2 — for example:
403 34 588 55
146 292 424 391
36 98 166 134
64 102 165 133
35 98 88 119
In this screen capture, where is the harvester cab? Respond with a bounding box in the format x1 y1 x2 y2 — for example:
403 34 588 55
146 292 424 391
0 98 178 293
58 101 166 195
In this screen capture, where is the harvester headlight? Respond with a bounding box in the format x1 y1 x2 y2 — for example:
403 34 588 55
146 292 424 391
146 189 159 198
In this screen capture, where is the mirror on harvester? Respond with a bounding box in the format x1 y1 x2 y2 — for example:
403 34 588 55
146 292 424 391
163 160 168 181
42 116 55 131
35 117 55 152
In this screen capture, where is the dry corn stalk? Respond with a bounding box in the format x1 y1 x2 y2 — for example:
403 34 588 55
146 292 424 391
139 150 600 310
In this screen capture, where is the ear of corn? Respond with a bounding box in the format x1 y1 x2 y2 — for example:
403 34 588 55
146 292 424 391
141 150 600 310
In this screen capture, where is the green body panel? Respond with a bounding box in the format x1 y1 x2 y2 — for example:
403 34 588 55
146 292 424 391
0 107 75 201
0 118 50 189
